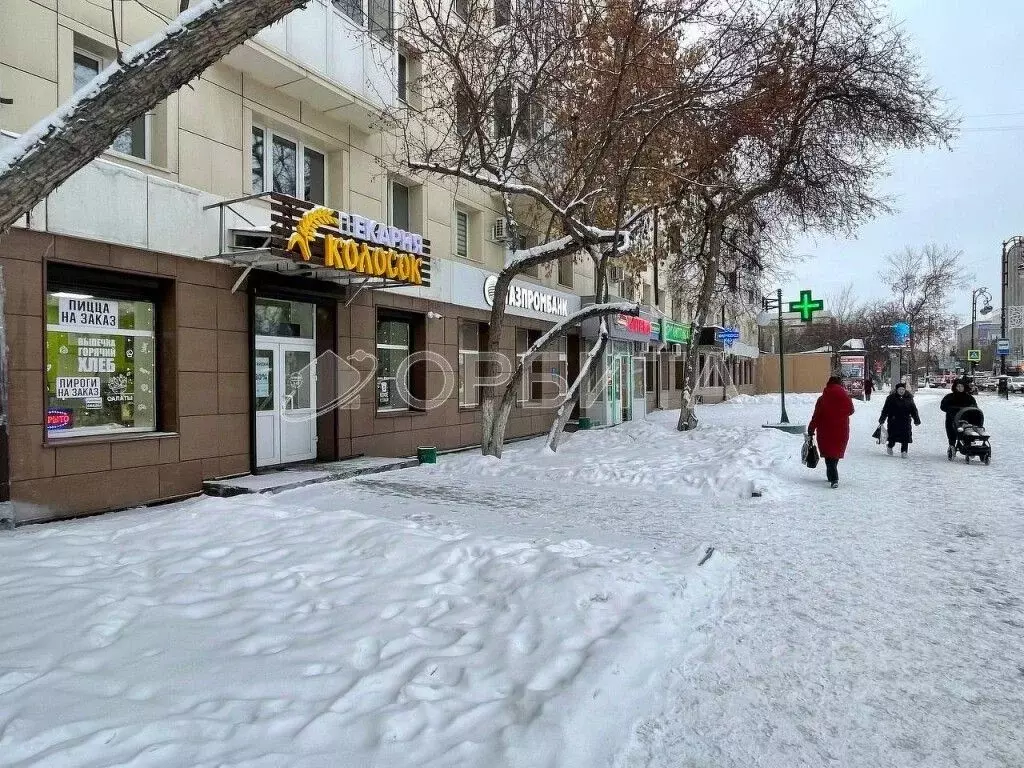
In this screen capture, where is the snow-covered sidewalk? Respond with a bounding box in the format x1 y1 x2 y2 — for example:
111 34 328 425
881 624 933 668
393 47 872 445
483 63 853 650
0 488 722 768
2 391 1023 767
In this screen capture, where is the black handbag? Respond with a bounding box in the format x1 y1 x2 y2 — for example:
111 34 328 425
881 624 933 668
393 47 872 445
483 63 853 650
802 434 820 469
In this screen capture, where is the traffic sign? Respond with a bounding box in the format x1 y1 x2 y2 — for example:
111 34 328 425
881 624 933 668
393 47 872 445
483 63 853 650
996 338 1010 357
967 349 982 363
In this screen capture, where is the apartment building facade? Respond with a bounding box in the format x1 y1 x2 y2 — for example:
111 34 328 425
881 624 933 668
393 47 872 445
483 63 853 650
0 0 757 523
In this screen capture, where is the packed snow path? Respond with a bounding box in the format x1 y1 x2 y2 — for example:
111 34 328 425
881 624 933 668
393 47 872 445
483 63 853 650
1 391 1022 766
334 390 1024 767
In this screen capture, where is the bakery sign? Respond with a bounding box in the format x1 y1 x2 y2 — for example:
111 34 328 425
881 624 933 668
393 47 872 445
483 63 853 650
271 194 431 287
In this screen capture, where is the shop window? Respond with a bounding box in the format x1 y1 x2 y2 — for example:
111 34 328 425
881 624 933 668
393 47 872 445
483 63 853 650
73 48 155 163
633 357 645 398
516 329 557 405
376 314 425 411
459 321 484 407
45 283 159 439
645 358 655 393
251 124 326 204
517 327 565 403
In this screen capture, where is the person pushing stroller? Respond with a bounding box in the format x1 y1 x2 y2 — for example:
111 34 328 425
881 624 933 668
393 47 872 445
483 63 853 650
940 378 977 451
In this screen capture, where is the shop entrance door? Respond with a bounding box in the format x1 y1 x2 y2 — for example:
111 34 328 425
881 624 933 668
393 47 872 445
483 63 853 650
255 339 317 466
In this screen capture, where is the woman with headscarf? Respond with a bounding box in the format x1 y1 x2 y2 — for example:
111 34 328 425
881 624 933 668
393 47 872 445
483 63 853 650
939 378 978 450
808 375 855 488
878 382 921 457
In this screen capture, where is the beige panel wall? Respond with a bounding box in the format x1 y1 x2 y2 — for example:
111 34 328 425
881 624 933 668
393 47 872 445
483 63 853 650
757 353 832 395
0 0 553 275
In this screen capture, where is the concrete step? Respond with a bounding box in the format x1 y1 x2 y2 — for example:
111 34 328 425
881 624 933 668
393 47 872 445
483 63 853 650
203 456 421 497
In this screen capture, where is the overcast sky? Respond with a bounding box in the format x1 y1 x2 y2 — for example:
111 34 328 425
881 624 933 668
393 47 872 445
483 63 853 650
782 0 1024 327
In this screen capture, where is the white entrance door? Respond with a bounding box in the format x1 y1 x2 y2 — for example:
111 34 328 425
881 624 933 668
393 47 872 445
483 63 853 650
255 338 317 467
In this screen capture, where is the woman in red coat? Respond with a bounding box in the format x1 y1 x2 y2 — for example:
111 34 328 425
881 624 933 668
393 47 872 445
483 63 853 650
808 375 855 488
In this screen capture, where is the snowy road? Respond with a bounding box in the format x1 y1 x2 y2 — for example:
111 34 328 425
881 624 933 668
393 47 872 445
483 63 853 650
1 391 1022 766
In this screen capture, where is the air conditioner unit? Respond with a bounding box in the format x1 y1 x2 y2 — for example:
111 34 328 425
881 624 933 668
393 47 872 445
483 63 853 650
492 218 509 242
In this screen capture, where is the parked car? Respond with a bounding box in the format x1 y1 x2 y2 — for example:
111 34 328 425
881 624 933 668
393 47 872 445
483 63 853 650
1008 377 1024 393
974 376 996 392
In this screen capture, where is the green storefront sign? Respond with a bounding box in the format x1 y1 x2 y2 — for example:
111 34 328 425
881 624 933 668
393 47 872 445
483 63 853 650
660 320 691 344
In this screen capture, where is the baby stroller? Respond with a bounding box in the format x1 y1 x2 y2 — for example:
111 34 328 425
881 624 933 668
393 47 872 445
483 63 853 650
947 406 991 465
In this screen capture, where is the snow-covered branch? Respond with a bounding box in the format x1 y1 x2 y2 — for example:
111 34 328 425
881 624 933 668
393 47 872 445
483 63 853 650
522 302 640 363
0 0 309 234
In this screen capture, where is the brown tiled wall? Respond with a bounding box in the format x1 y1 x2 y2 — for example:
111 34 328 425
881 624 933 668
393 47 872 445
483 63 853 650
1 229 250 523
334 290 561 460
3 229 584 523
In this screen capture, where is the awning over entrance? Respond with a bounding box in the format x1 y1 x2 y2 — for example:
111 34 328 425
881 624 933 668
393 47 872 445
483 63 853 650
203 192 432 298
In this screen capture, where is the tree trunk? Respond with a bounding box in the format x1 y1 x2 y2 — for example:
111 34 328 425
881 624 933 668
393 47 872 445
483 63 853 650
0 0 310 235
546 326 608 452
677 219 724 431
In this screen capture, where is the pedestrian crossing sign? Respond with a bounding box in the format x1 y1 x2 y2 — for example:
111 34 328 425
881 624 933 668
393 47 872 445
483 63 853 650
967 349 982 363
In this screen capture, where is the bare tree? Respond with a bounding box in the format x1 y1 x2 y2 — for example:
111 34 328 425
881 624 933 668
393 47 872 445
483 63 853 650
668 0 957 430
390 0 711 455
0 0 311 235
880 244 970 386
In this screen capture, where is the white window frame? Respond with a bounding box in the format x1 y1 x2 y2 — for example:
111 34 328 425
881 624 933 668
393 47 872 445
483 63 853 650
454 208 471 259
376 319 412 413
458 321 481 408
251 123 327 204
332 0 393 44
73 48 151 163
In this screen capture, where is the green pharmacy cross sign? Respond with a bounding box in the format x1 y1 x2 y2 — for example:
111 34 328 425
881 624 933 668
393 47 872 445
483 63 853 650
788 290 825 322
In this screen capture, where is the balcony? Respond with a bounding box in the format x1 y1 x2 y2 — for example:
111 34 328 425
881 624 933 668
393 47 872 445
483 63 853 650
223 0 397 130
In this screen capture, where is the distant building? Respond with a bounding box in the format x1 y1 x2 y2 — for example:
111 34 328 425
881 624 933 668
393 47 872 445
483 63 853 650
956 320 1001 371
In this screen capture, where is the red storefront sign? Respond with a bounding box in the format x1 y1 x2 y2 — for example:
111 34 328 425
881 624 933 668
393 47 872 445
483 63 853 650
616 315 652 335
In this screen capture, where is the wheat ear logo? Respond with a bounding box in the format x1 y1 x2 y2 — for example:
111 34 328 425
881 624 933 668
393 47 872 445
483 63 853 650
286 207 339 262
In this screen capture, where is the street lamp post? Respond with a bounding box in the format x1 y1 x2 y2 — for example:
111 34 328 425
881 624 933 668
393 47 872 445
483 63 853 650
970 287 993 374
762 289 789 424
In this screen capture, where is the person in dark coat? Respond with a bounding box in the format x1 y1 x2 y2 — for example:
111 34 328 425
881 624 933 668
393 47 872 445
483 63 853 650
939 378 978 448
863 376 874 401
878 382 921 457
808 375 855 488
